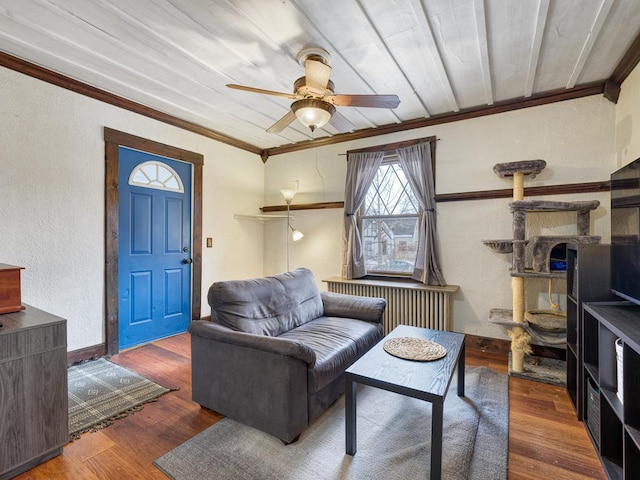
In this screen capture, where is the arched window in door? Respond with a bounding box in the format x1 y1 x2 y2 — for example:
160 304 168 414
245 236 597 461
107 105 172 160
128 160 184 192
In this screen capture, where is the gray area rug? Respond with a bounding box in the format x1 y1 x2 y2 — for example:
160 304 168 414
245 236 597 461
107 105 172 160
154 366 508 480
68 358 173 438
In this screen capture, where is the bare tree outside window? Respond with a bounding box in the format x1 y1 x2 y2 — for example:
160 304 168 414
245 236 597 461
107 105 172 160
361 161 419 274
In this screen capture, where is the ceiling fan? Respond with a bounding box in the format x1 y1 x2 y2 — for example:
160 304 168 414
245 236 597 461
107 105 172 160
226 47 401 134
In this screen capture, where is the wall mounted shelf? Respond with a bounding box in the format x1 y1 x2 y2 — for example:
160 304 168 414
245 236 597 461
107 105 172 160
261 201 344 213
234 213 290 223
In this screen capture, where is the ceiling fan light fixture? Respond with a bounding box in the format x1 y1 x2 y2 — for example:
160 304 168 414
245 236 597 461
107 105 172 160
291 99 335 132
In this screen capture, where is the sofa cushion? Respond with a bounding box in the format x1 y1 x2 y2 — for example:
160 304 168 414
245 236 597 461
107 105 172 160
208 268 324 337
278 317 383 393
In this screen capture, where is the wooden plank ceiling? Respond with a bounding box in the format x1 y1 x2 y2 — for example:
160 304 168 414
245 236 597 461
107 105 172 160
0 0 639 155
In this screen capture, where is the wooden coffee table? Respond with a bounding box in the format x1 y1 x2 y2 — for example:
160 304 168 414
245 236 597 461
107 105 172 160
345 325 466 480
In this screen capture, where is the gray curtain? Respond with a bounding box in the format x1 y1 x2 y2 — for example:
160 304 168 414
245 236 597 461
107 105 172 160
396 142 446 286
342 151 384 278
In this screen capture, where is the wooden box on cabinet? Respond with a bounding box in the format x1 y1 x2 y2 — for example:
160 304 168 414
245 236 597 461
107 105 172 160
0 264 25 314
0 305 67 479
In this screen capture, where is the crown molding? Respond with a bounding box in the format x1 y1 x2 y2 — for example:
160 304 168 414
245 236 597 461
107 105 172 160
261 82 605 159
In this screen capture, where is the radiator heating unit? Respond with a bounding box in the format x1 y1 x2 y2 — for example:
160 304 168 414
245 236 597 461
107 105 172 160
324 277 458 334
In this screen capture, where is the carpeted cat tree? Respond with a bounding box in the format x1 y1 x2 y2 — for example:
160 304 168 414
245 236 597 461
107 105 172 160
483 160 600 377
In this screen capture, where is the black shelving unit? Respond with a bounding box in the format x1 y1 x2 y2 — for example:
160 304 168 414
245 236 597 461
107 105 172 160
566 244 614 419
582 302 640 480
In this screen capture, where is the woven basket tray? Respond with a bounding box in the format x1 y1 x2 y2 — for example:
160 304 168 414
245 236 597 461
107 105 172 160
383 337 447 361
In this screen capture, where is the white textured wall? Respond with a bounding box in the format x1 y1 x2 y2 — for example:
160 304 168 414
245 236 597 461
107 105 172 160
0 66 265 351
616 62 640 167
264 95 616 338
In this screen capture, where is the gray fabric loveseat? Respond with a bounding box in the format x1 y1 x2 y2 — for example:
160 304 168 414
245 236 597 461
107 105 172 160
189 268 386 443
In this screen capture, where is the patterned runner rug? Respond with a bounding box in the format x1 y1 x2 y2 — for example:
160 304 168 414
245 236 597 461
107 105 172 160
68 357 174 439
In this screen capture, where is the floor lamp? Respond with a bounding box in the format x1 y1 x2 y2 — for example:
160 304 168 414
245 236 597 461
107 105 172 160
280 188 304 270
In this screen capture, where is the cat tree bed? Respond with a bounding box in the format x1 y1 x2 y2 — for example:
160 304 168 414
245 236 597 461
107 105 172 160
489 308 567 346
524 309 567 332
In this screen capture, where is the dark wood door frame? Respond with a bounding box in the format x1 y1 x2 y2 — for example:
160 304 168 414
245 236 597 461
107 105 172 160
104 127 203 355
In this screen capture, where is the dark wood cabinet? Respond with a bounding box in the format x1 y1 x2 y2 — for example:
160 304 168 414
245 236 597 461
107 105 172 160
0 305 67 480
582 302 640 480
565 244 614 419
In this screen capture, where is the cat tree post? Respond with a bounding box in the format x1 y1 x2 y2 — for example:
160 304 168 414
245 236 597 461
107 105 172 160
510 171 528 373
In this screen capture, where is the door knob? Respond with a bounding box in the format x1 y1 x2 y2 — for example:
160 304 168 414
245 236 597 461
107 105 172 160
183 258 193 264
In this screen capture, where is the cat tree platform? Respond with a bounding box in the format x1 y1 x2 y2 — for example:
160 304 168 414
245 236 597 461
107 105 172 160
493 159 546 178
481 239 527 254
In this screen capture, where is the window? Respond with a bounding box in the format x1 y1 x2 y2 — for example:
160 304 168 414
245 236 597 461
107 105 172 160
361 159 419 275
128 160 184 192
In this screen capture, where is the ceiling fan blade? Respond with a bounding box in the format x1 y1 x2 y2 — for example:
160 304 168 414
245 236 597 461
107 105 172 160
305 59 332 92
328 110 354 133
227 84 299 100
327 94 401 109
266 110 297 133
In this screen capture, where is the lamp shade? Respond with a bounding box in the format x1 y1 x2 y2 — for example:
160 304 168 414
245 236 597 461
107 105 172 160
291 228 304 242
291 99 335 131
280 188 297 203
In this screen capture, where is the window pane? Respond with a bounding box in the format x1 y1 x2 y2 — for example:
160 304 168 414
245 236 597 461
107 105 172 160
129 161 184 192
165 177 179 189
364 163 418 216
361 161 420 275
362 217 418 273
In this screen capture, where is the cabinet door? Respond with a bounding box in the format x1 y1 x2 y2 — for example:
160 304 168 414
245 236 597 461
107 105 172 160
0 356 29 470
24 349 68 454
0 348 67 475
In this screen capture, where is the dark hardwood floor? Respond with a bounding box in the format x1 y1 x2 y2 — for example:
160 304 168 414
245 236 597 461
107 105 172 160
15 333 605 479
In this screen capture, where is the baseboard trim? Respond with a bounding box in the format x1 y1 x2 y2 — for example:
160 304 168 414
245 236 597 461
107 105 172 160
464 333 565 360
67 343 106 366
465 334 511 355
65 331 563 365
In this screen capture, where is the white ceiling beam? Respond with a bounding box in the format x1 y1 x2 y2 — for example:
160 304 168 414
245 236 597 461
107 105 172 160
525 0 550 97
355 0 431 117
566 0 615 88
412 0 459 112
473 0 493 105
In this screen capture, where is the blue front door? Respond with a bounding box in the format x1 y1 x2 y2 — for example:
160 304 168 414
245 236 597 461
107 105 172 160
118 147 192 349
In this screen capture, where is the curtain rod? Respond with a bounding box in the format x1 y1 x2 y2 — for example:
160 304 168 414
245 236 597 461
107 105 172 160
340 137 440 156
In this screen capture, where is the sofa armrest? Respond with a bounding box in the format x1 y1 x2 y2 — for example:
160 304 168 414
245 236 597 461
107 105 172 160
189 320 316 366
320 291 386 323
